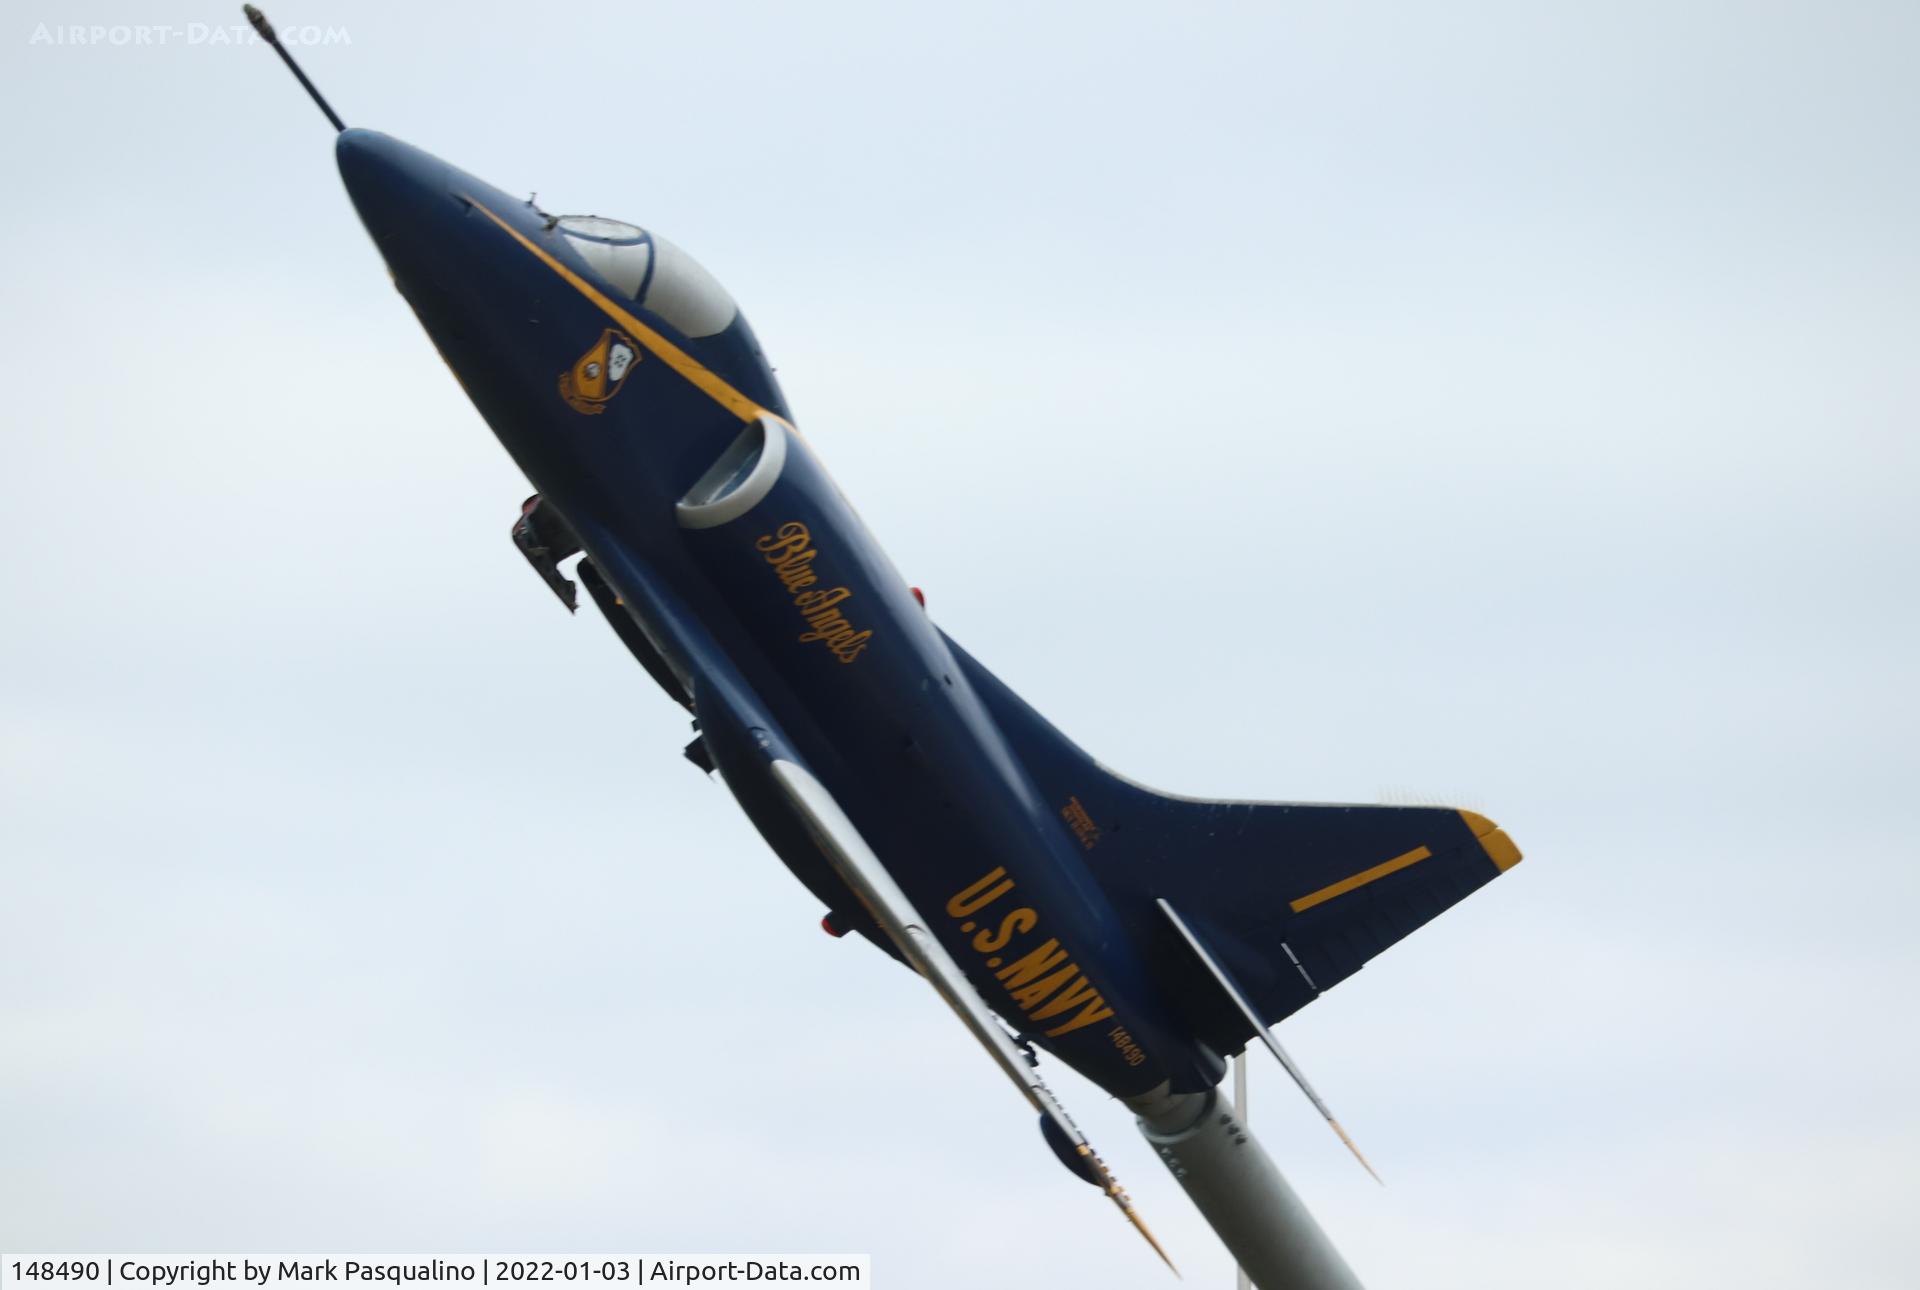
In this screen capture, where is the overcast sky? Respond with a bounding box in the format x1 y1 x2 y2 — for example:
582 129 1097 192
3 3 1917 1287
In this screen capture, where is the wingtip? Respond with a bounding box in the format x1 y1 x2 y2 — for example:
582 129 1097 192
1088 1153 1179 1276
1125 1203 1180 1277
1330 1117 1384 1186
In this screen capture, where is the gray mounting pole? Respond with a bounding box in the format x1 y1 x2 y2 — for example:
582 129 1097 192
1235 1051 1251 1290
1133 1083 1365 1290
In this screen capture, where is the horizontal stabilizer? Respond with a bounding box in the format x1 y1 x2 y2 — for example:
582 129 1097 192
1160 899 1379 1184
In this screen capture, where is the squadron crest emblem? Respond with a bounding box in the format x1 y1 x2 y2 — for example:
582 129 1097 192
559 327 640 414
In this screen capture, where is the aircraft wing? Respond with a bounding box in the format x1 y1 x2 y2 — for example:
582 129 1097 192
549 535 1170 1268
767 759 1173 1271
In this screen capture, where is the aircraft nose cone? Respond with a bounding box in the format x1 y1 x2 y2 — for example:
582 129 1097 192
336 128 453 247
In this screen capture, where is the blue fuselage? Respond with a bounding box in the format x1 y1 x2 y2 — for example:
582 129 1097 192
337 129 1223 1100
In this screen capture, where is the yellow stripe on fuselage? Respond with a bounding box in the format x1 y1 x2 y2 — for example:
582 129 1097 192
464 195 769 424
1289 845 1434 914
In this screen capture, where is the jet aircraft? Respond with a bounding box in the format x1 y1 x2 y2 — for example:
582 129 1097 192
246 9 1525 1286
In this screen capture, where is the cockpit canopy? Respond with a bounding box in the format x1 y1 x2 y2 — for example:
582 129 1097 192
555 215 738 339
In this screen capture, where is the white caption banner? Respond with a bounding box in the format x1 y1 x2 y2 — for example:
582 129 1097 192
1 1258 869 1288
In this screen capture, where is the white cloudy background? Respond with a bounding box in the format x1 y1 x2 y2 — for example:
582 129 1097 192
3 3 1916 1287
